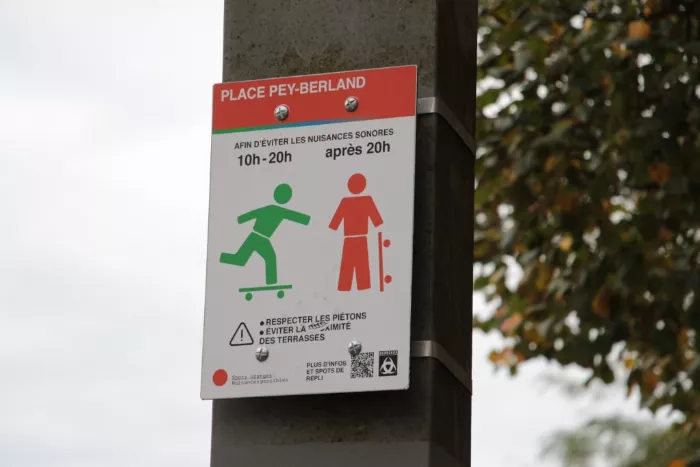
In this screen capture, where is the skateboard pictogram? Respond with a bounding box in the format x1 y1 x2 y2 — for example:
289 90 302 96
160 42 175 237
239 284 291 301
378 232 393 292
220 183 310 300
329 173 387 292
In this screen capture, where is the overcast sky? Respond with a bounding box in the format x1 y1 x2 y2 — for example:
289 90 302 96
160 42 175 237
0 1 667 466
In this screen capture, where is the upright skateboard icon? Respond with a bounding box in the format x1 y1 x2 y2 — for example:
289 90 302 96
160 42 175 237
378 232 392 292
329 173 388 292
220 183 310 301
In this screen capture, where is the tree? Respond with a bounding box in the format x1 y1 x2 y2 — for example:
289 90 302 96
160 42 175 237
536 373 700 466
540 415 700 466
475 0 700 426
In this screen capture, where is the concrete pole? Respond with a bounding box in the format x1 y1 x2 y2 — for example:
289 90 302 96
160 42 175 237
210 1 477 466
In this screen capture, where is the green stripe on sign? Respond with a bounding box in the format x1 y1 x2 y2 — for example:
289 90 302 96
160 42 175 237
213 118 358 135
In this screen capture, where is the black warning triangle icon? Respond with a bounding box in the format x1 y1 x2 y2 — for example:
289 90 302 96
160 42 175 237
229 322 254 346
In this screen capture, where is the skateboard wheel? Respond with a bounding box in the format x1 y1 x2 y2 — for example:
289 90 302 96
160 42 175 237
277 290 285 299
245 293 253 301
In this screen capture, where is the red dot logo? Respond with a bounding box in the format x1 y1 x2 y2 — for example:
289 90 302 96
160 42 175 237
212 369 228 387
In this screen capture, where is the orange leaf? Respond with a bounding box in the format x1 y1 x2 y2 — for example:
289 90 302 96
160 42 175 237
555 289 566 302
524 327 545 346
526 293 542 304
649 162 671 186
624 357 636 369
488 347 522 367
500 313 523 334
517 282 529 296
643 0 661 16
536 264 554 291
502 168 516 183
495 306 509 319
584 18 594 32
611 42 630 58
592 287 611 319
545 154 561 173
551 22 564 38
555 192 577 213
560 234 573 252
528 201 543 213
668 459 686 467
642 368 660 392
659 226 674 241
629 20 651 38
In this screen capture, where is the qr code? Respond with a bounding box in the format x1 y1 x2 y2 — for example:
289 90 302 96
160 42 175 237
351 352 375 378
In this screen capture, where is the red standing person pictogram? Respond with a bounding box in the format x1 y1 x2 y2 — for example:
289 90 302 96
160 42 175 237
329 174 384 291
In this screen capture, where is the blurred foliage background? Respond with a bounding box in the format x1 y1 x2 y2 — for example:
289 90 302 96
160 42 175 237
475 0 700 464
537 373 700 465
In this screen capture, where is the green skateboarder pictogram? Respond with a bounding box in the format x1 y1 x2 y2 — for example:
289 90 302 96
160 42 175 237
220 183 310 301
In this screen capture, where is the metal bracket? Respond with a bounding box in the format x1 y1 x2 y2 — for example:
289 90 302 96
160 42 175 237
416 97 476 156
411 340 472 394
411 98 474 395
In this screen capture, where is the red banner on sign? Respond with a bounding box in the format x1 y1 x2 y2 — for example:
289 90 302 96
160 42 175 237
212 65 417 132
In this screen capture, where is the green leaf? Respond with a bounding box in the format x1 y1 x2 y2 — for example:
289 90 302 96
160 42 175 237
515 49 534 72
474 275 491 290
477 88 503 108
532 119 575 147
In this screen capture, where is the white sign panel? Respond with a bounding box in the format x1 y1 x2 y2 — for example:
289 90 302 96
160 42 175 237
201 65 417 399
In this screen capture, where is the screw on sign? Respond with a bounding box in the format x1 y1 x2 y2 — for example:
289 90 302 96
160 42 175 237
274 104 289 121
344 96 359 112
348 340 362 357
255 347 269 362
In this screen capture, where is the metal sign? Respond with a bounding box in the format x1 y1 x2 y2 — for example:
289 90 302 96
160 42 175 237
201 65 417 399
